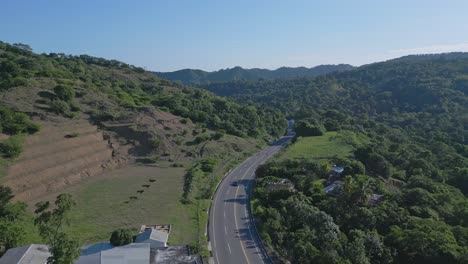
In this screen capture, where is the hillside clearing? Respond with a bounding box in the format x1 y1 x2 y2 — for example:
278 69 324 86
277 131 353 160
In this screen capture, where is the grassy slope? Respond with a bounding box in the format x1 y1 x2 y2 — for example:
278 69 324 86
277 131 353 161
25 135 259 246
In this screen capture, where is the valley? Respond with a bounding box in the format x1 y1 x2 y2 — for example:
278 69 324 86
0 14 467 263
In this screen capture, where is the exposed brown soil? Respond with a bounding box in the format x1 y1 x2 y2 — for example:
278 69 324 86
1 105 201 202
101 107 196 162
2 118 129 201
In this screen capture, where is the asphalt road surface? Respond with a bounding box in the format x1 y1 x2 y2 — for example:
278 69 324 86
209 131 295 264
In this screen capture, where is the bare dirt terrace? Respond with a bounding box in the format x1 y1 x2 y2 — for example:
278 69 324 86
2 118 126 201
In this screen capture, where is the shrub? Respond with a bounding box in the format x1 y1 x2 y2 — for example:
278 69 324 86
49 100 70 114
115 90 136 106
9 77 28 87
0 109 39 135
150 137 161 148
69 103 81 112
53 84 75 101
0 135 23 158
193 135 210 144
212 130 225 140
110 229 133 246
200 159 217 173
65 133 80 138
173 137 184 145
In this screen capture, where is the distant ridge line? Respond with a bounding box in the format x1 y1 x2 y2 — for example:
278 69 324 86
154 64 354 85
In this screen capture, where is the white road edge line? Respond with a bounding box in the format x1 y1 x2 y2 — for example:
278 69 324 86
245 170 265 260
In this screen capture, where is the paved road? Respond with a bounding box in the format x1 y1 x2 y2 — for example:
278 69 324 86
209 132 295 264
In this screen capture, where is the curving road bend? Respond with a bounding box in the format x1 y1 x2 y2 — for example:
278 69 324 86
208 131 295 264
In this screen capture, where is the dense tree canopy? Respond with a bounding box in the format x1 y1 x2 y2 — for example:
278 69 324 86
215 54 468 263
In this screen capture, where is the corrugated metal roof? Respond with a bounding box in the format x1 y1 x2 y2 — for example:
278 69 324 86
0 244 50 264
332 165 344 173
101 243 150 264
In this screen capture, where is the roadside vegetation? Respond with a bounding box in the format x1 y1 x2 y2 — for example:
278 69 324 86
212 54 468 263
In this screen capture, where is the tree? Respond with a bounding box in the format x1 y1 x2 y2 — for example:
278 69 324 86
0 186 13 210
342 175 372 206
34 194 81 264
0 220 26 252
0 186 28 255
110 229 133 246
449 168 468 196
344 160 366 176
0 61 20 77
53 84 75 101
12 43 32 52
346 230 370 264
294 120 325 137
386 218 463 264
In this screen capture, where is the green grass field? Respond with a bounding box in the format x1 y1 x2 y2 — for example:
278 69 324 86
24 135 259 248
29 165 195 245
277 131 353 161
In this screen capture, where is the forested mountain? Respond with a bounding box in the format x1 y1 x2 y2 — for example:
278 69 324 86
203 53 468 263
0 42 286 140
202 53 468 149
154 64 353 85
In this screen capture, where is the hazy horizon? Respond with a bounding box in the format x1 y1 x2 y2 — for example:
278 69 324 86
2 0 468 71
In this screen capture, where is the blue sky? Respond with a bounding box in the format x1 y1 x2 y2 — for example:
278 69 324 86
1 0 468 71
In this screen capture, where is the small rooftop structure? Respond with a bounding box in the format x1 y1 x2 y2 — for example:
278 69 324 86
332 165 344 174
324 181 342 195
265 178 295 192
135 229 169 248
0 244 50 264
327 165 345 184
368 194 384 206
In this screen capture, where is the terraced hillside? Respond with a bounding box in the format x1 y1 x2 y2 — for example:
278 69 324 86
2 118 125 201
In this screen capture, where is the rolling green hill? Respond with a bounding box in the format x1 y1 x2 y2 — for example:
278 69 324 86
154 64 354 85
